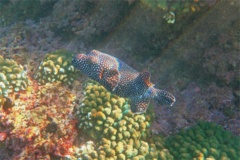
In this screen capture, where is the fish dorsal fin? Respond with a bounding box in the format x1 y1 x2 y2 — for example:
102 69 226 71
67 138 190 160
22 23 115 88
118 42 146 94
86 50 99 64
86 56 98 64
102 68 120 91
89 50 100 56
139 71 154 87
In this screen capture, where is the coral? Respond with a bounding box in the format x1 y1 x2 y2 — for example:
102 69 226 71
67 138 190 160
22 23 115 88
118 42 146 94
163 12 175 24
74 141 98 159
0 55 29 97
141 0 211 12
35 50 79 85
150 135 174 160
0 1 239 159
165 121 240 160
0 82 78 159
0 96 4 106
76 81 160 159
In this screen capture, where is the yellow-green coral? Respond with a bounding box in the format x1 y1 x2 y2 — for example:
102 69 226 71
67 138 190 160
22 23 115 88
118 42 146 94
75 82 240 160
165 121 240 160
70 80 240 160
141 0 208 13
35 50 78 85
0 55 29 96
0 97 3 106
76 81 159 159
73 141 98 159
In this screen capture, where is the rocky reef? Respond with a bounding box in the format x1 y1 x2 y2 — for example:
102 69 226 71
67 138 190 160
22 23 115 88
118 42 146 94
0 0 239 159
0 55 239 159
0 81 78 159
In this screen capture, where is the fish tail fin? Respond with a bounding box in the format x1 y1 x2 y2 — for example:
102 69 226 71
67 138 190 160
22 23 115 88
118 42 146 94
150 87 175 106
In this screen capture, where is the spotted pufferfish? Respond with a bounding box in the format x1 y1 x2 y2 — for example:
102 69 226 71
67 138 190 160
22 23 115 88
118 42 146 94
72 50 175 114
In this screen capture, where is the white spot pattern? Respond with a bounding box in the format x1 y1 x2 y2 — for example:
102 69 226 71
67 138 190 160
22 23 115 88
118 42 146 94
72 50 175 113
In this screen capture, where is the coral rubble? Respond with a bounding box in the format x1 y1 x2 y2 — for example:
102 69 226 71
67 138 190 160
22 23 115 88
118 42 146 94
0 81 78 159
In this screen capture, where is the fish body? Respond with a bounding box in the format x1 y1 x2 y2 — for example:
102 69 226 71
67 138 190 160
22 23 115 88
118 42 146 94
72 50 175 114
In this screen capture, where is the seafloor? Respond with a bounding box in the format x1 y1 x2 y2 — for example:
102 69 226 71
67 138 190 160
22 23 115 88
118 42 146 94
0 0 239 159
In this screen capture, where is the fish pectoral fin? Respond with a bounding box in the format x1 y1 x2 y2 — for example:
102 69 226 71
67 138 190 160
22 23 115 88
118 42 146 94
102 68 120 91
130 97 149 114
138 71 154 87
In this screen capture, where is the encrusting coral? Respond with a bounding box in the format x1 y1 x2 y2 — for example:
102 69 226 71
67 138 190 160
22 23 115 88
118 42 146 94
76 81 160 159
0 82 78 159
165 121 240 160
0 55 29 97
35 50 79 85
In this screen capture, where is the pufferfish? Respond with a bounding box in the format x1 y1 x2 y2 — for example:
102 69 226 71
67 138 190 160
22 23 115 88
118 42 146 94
72 50 175 114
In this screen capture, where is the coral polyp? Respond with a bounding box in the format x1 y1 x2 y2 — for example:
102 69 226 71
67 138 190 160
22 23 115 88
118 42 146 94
165 121 240 160
35 50 79 86
0 55 29 97
75 81 160 159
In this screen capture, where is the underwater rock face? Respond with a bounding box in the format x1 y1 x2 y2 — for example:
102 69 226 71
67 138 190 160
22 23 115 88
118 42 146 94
35 50 79 85
50 0 134 44
0 0 56 26
0 55 29 97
